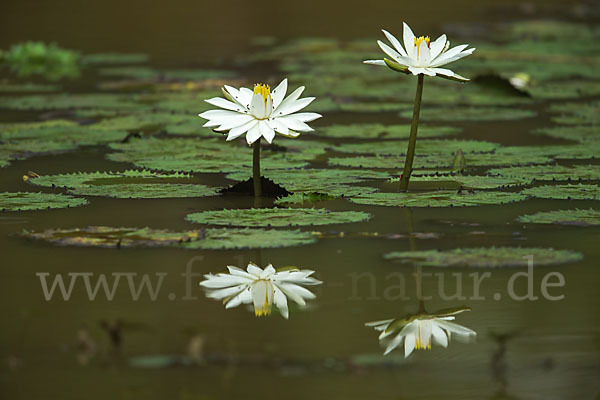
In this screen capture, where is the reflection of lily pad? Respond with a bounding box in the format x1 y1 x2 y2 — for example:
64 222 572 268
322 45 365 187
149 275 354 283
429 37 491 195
384 247 583 268
317 123 460 139
186 208 371 227
0 192 87 212
522 184 600 200
332 140 497 156
489 165 600 182
22 226 315 249
108 137 312 173
274 193 335 206
518 209 600 226
28 170 218 199
401 107 536 122
348 190 526 207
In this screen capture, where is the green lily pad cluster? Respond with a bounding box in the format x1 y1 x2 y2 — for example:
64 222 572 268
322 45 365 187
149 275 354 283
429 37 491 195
0 192 88 212
522 184 600 200
27 170 219 199
518 209 600 226
488 164 600 182
186 208 371 227
348 190 526 208
384 247 583 268
1 41 80 80
315 123 461 140
22 226 316 249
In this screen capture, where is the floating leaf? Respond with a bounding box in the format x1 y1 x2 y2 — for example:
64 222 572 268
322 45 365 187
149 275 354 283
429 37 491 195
108 137 314 173
0 192 87 212
0 93 148 111
28 170 218 199
0 81 60 92
403 174 529 189
21 226 315 249
274 193 335 206
400 107 537 122
332 139 498 156
488 165 600 182
548 101 600 125
518 209 600 226
384 247 583 268
226 168 389 196
316 123 460 139
532 126 600 144
186 208 371 227
348 190 526 207
522 184 600 200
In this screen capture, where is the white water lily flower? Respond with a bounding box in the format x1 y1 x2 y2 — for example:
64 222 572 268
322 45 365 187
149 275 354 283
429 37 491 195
364 22 475 81
198 79 322 145
366 308 476 357
199 263 322 319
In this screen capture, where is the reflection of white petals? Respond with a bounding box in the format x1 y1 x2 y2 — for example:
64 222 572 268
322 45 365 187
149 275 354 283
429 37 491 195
200 263 322 319
366 309 476 357
364 22 474 80
198 79 320 145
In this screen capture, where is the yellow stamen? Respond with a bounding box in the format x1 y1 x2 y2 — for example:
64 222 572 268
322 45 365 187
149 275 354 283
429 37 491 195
253 83 271 103
253 279 273 317
414 36 430 58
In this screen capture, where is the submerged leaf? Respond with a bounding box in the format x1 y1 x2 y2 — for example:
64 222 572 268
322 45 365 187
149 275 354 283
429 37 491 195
384 247 583 268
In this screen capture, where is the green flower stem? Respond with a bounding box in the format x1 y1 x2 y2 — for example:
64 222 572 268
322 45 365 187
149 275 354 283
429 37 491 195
253 138 262 197
399 74 425 191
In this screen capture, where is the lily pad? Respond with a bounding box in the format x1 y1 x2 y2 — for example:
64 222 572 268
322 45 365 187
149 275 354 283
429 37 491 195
108 137 314 173
81 53 149 65
532 126 600 144
21 226 316 249
316 123 460 139
522 184 600 200
28 170 218 199
384 247 583 268
404 174 529 189
488 165 600 182
518 209 600 226
0 93 148 111
347 190 526 207
274 193 336 206
0 192 87 212
186 208 371 227
226 168 390 196
0 82 60 92
332 139 498 156
400 107 536 122
548 101 600 125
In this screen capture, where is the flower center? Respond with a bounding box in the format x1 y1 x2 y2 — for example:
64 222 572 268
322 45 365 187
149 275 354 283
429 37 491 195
254 83 271 103
252 279 273 317
414 36 430 59
415 325 432 350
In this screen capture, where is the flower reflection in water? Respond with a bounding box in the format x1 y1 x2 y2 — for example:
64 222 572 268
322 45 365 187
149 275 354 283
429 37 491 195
200 263 321 319
366 306 476 357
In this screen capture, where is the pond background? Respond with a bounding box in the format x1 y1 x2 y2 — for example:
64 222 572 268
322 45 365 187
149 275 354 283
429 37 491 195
1 0 600 399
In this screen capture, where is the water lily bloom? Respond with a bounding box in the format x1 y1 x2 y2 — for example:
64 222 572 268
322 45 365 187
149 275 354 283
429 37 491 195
198 79 322 145
199 263 322 319
364 22 475 81
366 308 476 357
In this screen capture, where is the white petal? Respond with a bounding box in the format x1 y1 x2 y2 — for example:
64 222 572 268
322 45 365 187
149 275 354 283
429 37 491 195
249 93 267 119
247 263 264 277
259 120 275 144
402 22 416 60
408 66 426 76
276 116 314 132
227 120 258 141
290 112 322 123
273 97 315 118
429 34 447 61
382 29 408 57
271 78 288 109
261 264 276 277
199 109 242 120
429 44 472 67
268 119 289 135
429 67 456 78
205 97 246 112
216 114 254 131
273 287 289 319
200 274 251 288
417 40 431 66
431 324 448 348
404 333 416 358
227 266 256 279
384 332 404 355
272 86 305 115
363 59 386 66
205 284 247 300
377 40 412 65
365 319 394 328
246 124 262 145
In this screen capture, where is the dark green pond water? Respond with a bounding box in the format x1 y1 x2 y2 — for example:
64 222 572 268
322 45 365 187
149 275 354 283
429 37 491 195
1 1 599 399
